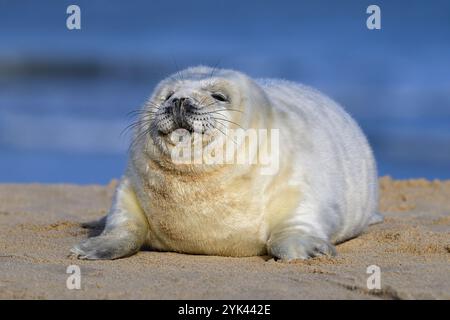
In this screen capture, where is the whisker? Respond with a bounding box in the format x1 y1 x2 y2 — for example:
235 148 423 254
219 108 243 113
145 102 162 109
209 60 221 82
121 117 154 137
172 58 184 81
127 110 158 117
128 125 152 153
198 96 208 106
212 117 243 129
210 122 238 145
201 108 244 115
127 112 158 119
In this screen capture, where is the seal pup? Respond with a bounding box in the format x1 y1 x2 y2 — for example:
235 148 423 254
71 66 382 260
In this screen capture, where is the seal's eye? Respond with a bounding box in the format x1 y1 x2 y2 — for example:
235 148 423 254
211 93 228 102
165 92 174 101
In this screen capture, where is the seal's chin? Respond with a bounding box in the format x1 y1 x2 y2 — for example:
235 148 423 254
151 124 218 153
166 128 192 146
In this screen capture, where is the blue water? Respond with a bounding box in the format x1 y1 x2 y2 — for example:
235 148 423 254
1 0 449 183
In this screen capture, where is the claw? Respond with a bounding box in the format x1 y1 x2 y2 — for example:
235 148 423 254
268 233 336 261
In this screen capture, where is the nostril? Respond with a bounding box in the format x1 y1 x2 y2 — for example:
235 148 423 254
176 97 193 109
171 97 190 109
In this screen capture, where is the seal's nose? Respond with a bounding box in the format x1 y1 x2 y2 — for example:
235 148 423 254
171 97 192 127
171 97 191 110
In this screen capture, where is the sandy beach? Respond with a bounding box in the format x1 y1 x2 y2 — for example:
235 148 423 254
0 177 449 299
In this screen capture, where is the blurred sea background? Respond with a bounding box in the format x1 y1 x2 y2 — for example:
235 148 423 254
0 0 449 184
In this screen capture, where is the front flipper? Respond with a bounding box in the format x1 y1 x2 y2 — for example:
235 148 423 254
71 177 149 260
267 231 336 261
71 232 142 260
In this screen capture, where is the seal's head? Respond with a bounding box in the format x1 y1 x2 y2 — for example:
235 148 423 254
129 66 272 175
132 66 269 156
153 66 243 137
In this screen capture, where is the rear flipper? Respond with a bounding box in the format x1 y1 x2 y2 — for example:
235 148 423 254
80 216 107 230
368 212 384 225
267 232 336 261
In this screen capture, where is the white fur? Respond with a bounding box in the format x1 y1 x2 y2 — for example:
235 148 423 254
259 79 378 244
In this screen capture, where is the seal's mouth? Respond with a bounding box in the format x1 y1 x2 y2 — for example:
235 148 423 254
154 96 213 136
156 117 205 136
158 124 194 136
